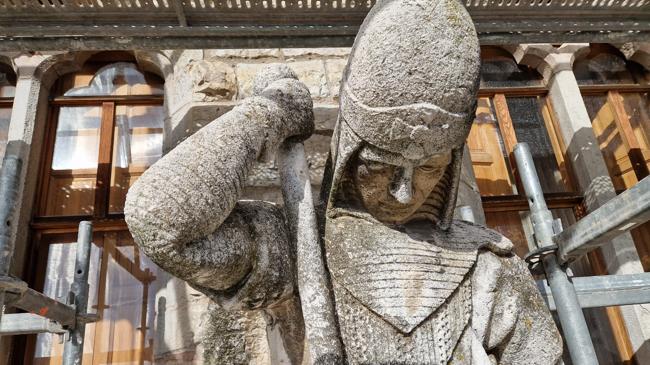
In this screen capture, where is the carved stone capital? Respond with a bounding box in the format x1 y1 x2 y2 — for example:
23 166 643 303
12 53 58 80
134 50 173 79
510 43 590 82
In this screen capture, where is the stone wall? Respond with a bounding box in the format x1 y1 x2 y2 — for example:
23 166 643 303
164 48 350 201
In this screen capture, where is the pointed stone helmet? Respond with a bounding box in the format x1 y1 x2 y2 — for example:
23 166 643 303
339 0 481 160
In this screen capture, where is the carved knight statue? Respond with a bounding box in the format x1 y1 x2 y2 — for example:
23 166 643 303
125 0 563 363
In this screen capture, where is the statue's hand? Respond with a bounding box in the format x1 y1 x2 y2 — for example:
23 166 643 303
251 64 314 159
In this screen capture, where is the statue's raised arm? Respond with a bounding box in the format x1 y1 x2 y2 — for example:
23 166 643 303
124 65 313 310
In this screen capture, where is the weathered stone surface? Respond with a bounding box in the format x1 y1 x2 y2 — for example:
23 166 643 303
281 48 350 58
247 133 330 187
190 59 237 101
125 1 562 364
286 60 329 99
202 304 271 365
126 64 312 362
166 50 203 110
313 104 338 132
324 59 347 98
207 49 282 60
164 102 236 153
152 277 210 363
235 63 267 99
238 61 330 100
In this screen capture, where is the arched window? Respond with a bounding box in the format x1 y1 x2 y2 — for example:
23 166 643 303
574 45 649 86
0 62 16 163
468 47 577 257
577 45 650 272
27 53 164 365
480 48 545 88
39 56 164 217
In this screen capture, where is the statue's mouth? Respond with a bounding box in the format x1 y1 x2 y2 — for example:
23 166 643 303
378 201 416 216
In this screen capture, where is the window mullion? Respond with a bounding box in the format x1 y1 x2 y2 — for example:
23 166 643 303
94 101 116 219
492 93 521 192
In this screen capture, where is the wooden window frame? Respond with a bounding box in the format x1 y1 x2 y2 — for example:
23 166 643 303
475 87 582 214
18 59 164 365
1 91 15 156
34 94 164 224
0 97 13 108
23 227 156 365
579 84 650 182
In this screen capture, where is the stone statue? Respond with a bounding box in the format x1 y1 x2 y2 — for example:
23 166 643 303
124 0 563 363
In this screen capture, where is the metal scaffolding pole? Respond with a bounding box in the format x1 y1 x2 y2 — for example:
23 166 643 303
537 272 650 310
555 175 650 264
0 155 23 332
514 143 599 365
0 220 95 365
62 221 93 365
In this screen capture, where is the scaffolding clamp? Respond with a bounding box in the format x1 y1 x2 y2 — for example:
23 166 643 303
524 245 559 274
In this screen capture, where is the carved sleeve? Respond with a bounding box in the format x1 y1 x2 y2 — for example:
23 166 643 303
473 251 563 364
124 75 313 310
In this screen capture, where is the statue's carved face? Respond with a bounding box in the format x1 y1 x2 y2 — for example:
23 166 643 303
353 145 452 223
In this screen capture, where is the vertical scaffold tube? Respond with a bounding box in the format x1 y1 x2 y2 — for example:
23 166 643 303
514 143 598 365
62 221 93 365
0 155 23 335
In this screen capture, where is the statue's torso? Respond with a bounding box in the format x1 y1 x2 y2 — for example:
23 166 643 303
324 216 495 364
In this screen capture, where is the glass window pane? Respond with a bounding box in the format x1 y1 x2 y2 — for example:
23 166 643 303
52 106 102 170
34 240 102 364
480 48 544 88
480 60 544 88
64 63 164 97
0 67 16 97
109 105 164 214
0 107 11 163
34 233 160 365
0 85 15 98
574 52 636 86
45 106 101 216
485 210 530 258
98 254 144 363
484 208 577 260
507 96 569 193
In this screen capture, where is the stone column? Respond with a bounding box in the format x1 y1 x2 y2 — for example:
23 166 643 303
515 43 650 363
0 53 54 365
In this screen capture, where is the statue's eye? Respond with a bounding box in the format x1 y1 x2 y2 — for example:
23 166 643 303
417 165 442 173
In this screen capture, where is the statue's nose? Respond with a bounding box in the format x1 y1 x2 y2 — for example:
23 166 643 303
389 166 414 204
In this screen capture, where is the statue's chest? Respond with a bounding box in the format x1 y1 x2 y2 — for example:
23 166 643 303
331 276 472 365
324 217 478 364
